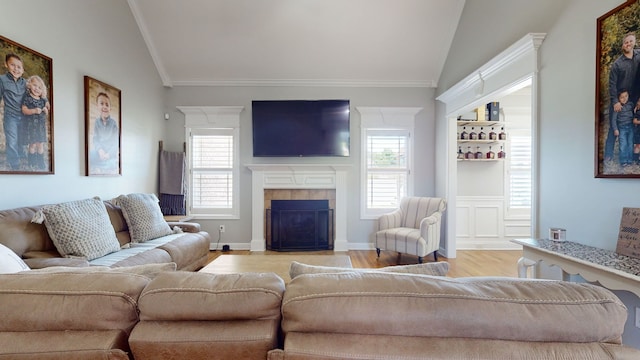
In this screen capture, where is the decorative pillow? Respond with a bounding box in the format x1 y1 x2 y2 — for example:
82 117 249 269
0 244 30 274
113 193 172 243
289 261 450 279
31 198 120 261
22 262 177 279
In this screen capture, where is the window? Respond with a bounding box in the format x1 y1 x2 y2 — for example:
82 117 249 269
187 127 240 218
363 129 411 217
506 128 532 213
357 107 419 219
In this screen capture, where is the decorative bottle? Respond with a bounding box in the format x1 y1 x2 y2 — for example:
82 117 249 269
460 127 468 140
499 127 507 140
465 146 474 159
498 145 506 158
486 146 495 159
479 127 486 140
489 127 497 140
475 146 483 159
469 127 478 140
457 146 464 159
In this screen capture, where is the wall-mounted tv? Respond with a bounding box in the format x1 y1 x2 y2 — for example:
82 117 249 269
252 99 350 157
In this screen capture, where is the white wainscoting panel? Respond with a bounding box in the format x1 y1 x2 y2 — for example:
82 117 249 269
456 196 526 250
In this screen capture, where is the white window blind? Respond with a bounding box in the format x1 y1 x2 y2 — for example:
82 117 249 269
507 132 531 208
366 130 409 210
188 128 238 216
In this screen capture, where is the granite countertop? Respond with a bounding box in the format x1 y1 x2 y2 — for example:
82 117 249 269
513 238 640 277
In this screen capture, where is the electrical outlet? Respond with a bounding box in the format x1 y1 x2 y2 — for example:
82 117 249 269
219 225 225 233
636 307 640 329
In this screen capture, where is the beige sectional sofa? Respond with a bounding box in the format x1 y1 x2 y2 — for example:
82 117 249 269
0 268 638 359
0 196 210 271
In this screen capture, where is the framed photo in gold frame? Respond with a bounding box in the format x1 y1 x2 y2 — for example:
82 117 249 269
0 35 53 174
84 76 121 176
596 0 640 177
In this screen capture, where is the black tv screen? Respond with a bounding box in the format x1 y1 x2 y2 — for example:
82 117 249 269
252 99 350 157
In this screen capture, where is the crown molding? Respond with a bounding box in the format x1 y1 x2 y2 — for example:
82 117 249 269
170 78 437 88
127 0 173 87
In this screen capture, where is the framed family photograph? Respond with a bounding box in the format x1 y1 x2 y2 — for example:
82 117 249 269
84 76 121 176
0 35 53 174
596 0 640 178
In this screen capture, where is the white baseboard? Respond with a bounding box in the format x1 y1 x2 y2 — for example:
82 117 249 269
209 242 252 251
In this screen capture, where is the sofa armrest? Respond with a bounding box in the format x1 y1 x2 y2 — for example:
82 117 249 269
166 221 200 233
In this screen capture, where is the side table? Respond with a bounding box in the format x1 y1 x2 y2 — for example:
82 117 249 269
512 238 640 298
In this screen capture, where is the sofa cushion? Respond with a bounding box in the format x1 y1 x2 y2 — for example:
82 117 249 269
0 244 30 274
0 272 149 334
22 262 177 279
138 272 285 321
281 272 628 344
113 193 172 243
289 261 449 279
31 197 120 261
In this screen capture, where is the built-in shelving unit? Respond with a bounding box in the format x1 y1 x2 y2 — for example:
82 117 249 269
457 120 506 161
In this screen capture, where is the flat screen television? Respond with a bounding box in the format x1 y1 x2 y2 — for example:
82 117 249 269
252 99 350 157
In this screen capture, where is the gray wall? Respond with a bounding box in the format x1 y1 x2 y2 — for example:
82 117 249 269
162 86 436 247
0 0 165 209
437 0 640 347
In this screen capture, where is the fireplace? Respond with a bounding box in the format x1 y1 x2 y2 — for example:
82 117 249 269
246 164 350 251
267 200 334 251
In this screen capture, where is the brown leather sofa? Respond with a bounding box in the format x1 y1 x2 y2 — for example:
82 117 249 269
0 270 285 359
0 200 210 271
1 269 639 359
269 272 640 360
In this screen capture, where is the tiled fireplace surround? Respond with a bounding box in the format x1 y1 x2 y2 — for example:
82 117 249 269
247 164 350 251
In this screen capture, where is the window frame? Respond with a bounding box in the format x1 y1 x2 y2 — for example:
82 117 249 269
357 107 420 220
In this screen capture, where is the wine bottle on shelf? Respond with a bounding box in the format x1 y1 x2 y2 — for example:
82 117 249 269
460 127 468 140
479 127 486 140
465 146 474 159
457 146 464 159
499 127 507 140
498 145 506 158
489 127 497 140
486 146 495 159
475 146 483 159
469 127 478 140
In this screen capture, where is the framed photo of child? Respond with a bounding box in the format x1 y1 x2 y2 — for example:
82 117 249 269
84 76 121 176
0 35 53 174
595 0 640 178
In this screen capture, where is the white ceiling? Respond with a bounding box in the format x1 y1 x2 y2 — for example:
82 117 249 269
127 0 465 88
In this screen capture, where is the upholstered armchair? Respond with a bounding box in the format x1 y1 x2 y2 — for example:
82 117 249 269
375 197 446 263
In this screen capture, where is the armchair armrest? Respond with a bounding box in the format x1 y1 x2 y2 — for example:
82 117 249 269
419 211 442 239
166 221 200 233
377 208 403 231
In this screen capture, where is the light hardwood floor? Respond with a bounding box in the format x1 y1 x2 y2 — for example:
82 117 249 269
206 249 522 278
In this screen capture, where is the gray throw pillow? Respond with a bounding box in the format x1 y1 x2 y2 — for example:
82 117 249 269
113 193 173 243
31 197 120 261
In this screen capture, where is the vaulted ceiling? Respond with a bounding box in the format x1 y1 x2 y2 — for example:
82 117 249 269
127 0 465 87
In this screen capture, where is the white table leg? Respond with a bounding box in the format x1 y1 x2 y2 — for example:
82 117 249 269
517 257 537 278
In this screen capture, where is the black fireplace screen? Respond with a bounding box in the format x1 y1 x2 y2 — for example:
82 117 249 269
266 200 334 251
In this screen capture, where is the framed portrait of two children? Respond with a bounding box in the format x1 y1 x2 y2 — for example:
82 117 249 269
0 35 53 174
84 76 121 176
596 0 640 178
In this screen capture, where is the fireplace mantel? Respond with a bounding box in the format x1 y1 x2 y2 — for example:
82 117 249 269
246 164 351 251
